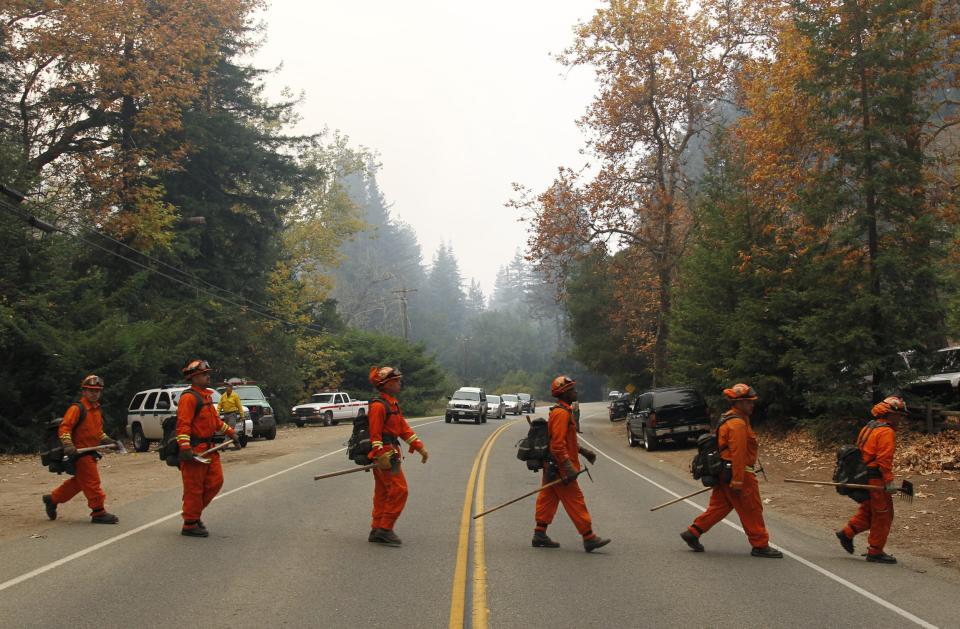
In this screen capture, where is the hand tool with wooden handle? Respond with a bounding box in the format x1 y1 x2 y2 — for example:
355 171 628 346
314 463 377 480
650 486 713 512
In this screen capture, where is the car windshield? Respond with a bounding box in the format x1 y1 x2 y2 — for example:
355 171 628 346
310 394 335 404
518 394 531 401
453 391 480 401
930 349 960 374
653 389 704 408
488 396 501 404
502 395 518 402
235 385 266 401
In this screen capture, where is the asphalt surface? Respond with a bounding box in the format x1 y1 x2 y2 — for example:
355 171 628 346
0 403 956 628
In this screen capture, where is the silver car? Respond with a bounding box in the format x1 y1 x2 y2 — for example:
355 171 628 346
501 394 522 415
486 395 505 419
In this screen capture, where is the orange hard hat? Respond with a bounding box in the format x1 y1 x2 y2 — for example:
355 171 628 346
369 366 402 388
182 359 211 380
723 383 758 401
551 375 576 397
81 374 104 390
872 396 908 418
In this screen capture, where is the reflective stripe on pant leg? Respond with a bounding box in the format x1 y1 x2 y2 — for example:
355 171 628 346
379 467 408 530
555 481 594 536
730 474 769 548
73 455 106 513
180 459 207 522
691 485 734 537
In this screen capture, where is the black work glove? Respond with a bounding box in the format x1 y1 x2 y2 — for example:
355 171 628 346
561 460 578 484
230 432 242 449
578 446 597 465
178 448 196 464
61 441 77 457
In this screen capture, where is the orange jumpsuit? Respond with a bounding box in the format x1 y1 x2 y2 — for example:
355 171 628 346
51 399 111 514
368 394 424 531
534 402 597 540
176 386 233 526
843 420 895 555
688 408 770 548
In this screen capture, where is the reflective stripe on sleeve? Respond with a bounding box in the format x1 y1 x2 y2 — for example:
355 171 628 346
405 434 419 444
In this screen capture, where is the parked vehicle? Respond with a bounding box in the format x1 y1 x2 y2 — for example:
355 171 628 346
608 390 622 400
626 387 712 451
126 385 233 452
501 394 522 415
608 394 631 422
220 382 277 440
486 395 505 419
291 391 369 427
518 393 536 413
446 387 488 424
903 346 960 410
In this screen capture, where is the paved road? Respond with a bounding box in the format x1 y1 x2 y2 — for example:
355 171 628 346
0 403 956 628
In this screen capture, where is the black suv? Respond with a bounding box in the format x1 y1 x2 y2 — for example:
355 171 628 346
608 394 631 421
626 387 711 451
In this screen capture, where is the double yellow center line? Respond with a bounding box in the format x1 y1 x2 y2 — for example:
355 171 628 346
448 420 516 629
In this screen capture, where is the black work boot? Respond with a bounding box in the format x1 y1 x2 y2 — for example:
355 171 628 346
181 521 209 537
42 494 57 521
532 531 559 548
835 530 854 555
866 552 897 564
370 529 402 545
368 528 380 543
90 510 119 524
680 529 704 552
197 520 208 533
751 546 783 558
583 536 611 553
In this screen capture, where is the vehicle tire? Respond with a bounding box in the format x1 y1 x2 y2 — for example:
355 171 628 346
627 424 639 447
132 424 149 452
238 433 249 448
323 411 333 427
295 420 304 428
445 415 452 424
643 426 659 451
475 416 481 424
265 426 277 440
331 420 340 426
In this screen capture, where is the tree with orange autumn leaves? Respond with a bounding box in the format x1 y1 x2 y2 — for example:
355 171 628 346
1 0 258 248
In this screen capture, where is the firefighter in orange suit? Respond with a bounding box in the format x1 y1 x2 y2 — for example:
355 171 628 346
533 376 610 552
681 383 782 558
177 359 239 537
367 366 429 545
42 375 119 524
835 396 906 564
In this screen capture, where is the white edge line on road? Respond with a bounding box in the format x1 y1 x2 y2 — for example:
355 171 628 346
0 417 444 594
581 437 938 629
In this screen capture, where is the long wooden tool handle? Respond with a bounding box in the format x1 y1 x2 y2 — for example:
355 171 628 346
193 439 237 463
314 464 376 480
473 478 564 519
74 444 119 454
650 486 713 512
784 478 882 491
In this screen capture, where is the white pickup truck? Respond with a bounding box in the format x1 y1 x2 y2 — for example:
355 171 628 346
291 392 368 427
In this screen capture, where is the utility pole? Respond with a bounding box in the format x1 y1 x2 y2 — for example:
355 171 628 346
392 286 418 341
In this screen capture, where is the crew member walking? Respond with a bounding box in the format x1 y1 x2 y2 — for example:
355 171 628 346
533 376 610 552
835 396 906 564
177 359 239 537
217 379 244 437
42 375 120 524
367 365 429 545
680 383 782 558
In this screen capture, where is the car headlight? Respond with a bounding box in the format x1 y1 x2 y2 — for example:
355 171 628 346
263 407 273 416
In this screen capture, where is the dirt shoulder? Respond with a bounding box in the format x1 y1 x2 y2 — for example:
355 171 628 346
605 421 960 571
0 422 366 542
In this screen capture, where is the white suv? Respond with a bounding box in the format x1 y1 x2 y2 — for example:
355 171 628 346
445 387 488 424
126 385 246 452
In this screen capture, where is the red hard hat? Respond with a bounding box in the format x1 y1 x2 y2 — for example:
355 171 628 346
369 366 402 388
182 359 211 380
551 375 576 397
81 374 104 390
872 396 908 418
723 383 758 401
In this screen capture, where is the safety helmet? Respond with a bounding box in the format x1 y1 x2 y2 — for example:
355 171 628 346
182 359 211 380
81 374 104 390
369 366 402 388
551 375 576 397
723 383 758 401
872 396 908 418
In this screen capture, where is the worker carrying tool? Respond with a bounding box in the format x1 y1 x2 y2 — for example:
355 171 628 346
177 359 240 538
532 376 610 552
834 396 908 564
42 374 121 524
366 365 429 545
680 383 782 558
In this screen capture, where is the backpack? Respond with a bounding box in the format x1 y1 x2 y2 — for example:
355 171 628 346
159 389 206 467
832 421 883 503
690 415 732 487
516 415 552 472
39 403 87 475
347 398 395 466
